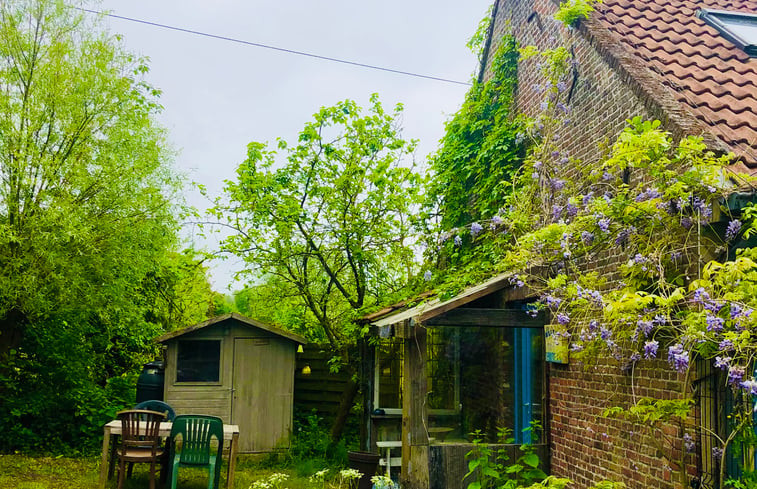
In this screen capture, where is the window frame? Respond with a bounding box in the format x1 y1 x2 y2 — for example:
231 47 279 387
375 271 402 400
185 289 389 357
174 338 223 385
698 9 757 57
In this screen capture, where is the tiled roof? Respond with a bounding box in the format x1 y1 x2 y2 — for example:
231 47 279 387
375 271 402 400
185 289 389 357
592 0 757 168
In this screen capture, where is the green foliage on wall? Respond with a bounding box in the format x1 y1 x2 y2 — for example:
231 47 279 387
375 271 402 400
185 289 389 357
426 35 525 232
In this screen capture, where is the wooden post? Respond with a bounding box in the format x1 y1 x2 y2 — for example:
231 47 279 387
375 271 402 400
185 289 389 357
98 425 111 489
401 320 429 489
360 336 376 451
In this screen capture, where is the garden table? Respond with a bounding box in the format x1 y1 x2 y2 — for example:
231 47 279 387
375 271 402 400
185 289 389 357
98 419 239 489
376 440 402 477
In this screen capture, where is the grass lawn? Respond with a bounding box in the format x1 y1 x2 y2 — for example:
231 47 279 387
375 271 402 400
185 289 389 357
0 454 315 489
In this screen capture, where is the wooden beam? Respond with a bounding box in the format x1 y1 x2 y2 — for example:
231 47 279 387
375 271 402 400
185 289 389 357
423 308 545 328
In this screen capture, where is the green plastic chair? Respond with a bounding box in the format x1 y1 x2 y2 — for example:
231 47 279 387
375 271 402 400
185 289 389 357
168 415 224 489
135 400 176 421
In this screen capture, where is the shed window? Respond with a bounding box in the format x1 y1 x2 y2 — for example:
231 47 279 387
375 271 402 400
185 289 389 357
176 340 221 383
698 9 757 56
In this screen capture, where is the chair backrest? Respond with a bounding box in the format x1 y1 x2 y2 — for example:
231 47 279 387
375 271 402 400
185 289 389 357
135 400 176 421
117 409 165 448
170 415 224 466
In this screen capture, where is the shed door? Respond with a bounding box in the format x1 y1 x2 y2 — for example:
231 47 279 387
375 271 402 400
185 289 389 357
232 338 294 452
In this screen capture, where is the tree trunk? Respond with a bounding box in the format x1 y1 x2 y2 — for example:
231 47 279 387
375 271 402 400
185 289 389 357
330 375 360 442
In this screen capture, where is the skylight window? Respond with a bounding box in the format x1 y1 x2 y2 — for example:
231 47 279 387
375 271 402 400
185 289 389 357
698 9 757 57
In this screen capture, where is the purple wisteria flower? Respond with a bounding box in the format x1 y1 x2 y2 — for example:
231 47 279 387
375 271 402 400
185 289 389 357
730 303 742 319
629 352 641 362
741 379 757 395
589 320 599 331
637 320 654 337
728 366 745 386
615 227 634 246
644 340 659 359
423 270 433 282
632 254 647 265
532 83 542 93
509 276 525 288
545 295 562 308
635 188 662 202
550 179 566 191
602 170 613 181
668 343 689 373
691 196 713 220
719 339 734 351
556 81 568 93
712 447 723 460
490 215 504 227
692 288 710 304
454 235 462 247
706 314 725 332
600 327 612 341
565 203 578 217
470 222 483 237
581 231 595 245
598 218 611 233
556 102 570 115
557 313 571 326
540 101 550 111
582 192 594 206
670 251 683 262
683 433 696 454
553 205 563 220
726 219 742 241
714 356 731 370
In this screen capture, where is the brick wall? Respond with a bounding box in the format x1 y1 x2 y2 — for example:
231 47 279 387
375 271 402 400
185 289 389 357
480 0 704 487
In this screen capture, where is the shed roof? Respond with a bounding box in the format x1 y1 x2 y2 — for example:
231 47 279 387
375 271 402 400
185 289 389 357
588 0 757 169
155 312 306 344
370 272 516 327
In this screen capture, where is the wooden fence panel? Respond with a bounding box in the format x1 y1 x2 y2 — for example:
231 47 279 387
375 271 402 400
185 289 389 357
294 344 352 420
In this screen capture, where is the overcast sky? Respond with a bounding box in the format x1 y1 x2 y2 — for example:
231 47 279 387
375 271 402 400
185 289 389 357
95 0 492 291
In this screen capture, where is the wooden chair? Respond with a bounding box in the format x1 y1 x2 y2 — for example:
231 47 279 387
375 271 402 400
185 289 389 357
116 409 166 489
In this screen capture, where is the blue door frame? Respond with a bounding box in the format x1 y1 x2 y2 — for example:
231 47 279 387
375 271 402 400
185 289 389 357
513 328 534 444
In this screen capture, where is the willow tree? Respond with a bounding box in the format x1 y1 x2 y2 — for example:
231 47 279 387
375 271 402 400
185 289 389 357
215 94 424 439
0 0 195 450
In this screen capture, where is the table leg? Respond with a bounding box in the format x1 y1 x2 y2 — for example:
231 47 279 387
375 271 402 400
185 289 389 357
99 426 111 489
227 432 239 488
385 447 391 477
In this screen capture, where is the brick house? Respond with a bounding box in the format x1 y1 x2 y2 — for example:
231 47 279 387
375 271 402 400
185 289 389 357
364 1 757 488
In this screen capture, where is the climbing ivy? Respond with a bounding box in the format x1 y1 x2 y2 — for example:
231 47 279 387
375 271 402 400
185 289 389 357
426 35 525 233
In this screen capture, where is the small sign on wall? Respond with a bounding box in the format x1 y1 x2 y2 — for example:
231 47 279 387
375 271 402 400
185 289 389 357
545 324 570 364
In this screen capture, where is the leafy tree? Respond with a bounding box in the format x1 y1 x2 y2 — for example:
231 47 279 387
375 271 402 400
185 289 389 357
0 0 210 451
215 94 423 347
213 94 425 438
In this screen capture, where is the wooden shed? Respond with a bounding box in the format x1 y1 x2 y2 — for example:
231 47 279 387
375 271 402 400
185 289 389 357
155 313 305 453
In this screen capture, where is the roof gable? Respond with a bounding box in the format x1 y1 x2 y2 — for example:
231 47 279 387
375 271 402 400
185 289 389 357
155 312 306 344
